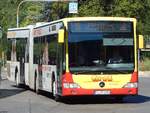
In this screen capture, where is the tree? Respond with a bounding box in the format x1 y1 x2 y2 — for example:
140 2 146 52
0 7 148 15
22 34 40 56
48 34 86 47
0 0 22 57
20 2 44 26
42 2 68 21
78 0 104 16
112 0 150 34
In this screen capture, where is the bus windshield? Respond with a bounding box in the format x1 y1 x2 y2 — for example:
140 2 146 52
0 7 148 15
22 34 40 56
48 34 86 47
68 21 134 73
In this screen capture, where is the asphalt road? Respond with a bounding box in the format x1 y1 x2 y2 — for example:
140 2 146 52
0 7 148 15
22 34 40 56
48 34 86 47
0 77 150 113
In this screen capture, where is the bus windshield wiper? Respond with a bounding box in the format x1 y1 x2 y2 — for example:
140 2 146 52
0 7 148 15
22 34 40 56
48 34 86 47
70 67 103 74
74 70 98 74
105 67 130 74
71 66 108 74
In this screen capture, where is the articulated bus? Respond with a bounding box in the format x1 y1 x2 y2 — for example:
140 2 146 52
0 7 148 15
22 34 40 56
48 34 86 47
7 17 143 101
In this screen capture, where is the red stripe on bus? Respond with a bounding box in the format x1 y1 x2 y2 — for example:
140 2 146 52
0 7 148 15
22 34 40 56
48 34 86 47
130 72 138 82
62 88 138 96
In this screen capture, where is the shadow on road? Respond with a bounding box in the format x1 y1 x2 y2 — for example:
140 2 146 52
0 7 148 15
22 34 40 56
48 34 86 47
60 95 150 104
0 89 26 99
0 80 26 99
124 95 150 103
33 89 150 104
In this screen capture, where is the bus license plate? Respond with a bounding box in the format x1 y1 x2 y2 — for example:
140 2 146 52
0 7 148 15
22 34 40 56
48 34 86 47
94 90 110 95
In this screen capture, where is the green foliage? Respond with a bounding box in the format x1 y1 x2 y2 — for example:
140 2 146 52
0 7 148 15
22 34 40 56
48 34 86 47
139 57 150 71
113 0 143 17
20 2 44 26
0 0 21 57
78 0 104 16
112 0 150 34
43 2 68 21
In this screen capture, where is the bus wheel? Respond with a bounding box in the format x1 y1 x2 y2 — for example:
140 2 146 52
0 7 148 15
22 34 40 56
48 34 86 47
52 80 60 102
34 74 39 94
15 67 19 87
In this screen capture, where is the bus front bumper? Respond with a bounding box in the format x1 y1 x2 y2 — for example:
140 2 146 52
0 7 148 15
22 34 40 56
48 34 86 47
62 88 138 96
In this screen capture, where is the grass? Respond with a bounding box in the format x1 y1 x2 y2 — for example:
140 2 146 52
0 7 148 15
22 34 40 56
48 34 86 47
139 58 150 71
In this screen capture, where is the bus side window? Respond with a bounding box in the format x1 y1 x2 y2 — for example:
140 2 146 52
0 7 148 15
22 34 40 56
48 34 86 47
48 35 57 65
42 40 49 65
34 37 41 64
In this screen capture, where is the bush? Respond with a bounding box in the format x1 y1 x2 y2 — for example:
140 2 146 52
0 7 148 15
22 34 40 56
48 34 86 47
139 58 150 71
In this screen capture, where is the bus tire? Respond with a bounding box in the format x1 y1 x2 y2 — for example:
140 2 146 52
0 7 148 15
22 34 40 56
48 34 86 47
34 72 39 94
15 67 19 87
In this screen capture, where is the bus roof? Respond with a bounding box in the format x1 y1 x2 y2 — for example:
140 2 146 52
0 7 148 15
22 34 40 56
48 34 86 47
34 17 136 29
33 17 136 37
63 17 136 21
7 26 32 39
7 17 136 38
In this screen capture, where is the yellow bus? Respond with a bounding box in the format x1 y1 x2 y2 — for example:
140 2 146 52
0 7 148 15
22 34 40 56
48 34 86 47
7 17 143 101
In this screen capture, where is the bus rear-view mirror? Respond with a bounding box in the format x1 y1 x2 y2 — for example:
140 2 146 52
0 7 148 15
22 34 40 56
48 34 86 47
58 29 65 43
138 35 144 49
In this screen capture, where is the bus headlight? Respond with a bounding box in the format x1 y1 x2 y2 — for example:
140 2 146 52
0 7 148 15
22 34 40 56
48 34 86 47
63 83 80 88
123 82 138 88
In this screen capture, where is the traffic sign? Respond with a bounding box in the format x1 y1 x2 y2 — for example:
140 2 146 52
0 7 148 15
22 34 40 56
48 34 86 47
69 2 78 14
